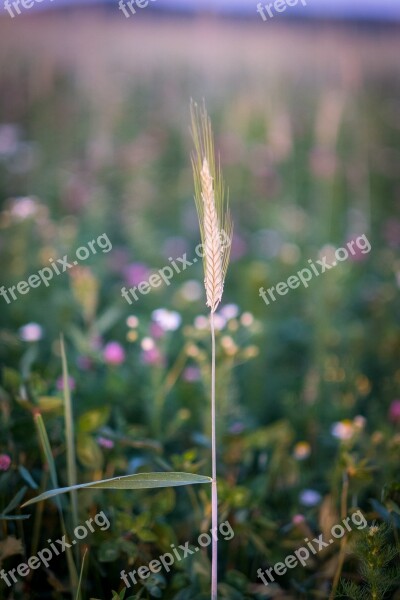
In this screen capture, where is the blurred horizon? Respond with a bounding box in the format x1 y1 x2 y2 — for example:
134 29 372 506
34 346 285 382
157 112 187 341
2 0 400 22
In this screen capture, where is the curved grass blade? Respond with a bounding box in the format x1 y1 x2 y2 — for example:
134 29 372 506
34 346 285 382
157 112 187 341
2 486 27 515
22 472 212 508
34 414 79 588
60 335 79 562
0 514 30 521
18 465 38 489
75 547 88 600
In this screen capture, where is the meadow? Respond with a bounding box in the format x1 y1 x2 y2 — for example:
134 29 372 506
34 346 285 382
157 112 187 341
0 12 399 599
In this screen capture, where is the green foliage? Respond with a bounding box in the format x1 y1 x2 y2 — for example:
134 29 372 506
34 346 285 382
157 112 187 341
338 523 400 599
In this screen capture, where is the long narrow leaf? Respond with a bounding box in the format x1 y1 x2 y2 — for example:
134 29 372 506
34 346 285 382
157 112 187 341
2 486 27 515
22 472 212 507
35 413 59 488
75 547 88 600
33 414 79 588
60 336 79 547
0 514 30 521
18 465 38 489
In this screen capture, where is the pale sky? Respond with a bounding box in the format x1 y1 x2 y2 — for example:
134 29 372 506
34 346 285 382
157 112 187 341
160 0 400 19
5 0 400 20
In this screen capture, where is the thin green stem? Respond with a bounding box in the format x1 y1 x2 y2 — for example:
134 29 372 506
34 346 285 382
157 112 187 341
210 311 218 600
329 472 349 600
154 347 187 438
60 335 79 564
31 470 48 556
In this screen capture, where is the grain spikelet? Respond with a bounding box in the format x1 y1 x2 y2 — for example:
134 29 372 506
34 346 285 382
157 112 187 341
190 101 233 312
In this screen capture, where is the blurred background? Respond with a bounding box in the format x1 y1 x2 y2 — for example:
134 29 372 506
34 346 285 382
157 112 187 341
0 1 400 599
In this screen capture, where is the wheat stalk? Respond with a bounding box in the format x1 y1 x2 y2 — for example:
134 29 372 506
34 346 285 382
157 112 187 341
190 100 233 600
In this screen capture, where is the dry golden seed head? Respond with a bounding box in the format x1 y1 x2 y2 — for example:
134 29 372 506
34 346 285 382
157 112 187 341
200 157 224 312
190 101 233 313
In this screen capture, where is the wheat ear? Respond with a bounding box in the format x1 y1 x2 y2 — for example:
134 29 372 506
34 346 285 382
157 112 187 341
190 100 233 600
190 101 233 313
201 157 225 311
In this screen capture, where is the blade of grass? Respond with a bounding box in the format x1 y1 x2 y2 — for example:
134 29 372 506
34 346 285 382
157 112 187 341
2 486 28 515
154 346 188 437
75 547 88 600
60 335 79 560
22 472 212 507
33 413 79 589
31 470 48 556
